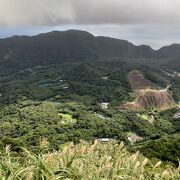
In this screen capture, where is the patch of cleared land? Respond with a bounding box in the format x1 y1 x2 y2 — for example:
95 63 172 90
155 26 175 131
123 70 174 110
94 113 111 121
137 113 154 123
127 133 143 143
58 113 76 124
174 112 180 119
128 70 156 90
101 102 109 109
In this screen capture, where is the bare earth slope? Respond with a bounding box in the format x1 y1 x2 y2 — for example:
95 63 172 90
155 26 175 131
124 70 174 110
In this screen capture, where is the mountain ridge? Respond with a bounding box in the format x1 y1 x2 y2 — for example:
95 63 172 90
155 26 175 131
1 29 178 51
0 29 180 71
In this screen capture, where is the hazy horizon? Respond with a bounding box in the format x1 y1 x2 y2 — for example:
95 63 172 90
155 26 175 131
1 25 180 50
0 0 180 49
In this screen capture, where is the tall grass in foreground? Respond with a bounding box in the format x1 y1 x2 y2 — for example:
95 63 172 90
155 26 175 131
0 141 179 179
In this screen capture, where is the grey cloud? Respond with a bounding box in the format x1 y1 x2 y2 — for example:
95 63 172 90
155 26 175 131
0 0 75 26
0 0 180 26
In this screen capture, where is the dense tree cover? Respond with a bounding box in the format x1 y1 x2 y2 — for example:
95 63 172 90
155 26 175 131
1 61 176 105
0 61 179 165
138 133 180 166
0 30 180 74
0 100 178 153
172 76 180 102
0 30 179 173
142 66 170 88
0 61 134 107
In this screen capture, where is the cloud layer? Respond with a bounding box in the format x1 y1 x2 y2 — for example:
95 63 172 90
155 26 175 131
0 0 180 26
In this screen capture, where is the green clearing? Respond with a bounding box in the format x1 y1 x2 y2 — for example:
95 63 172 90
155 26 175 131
137 113 154 123
0 62 179 166
58 113 76 124
137 113 149 120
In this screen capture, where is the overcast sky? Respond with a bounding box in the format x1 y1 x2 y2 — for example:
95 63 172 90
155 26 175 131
0 0 180 49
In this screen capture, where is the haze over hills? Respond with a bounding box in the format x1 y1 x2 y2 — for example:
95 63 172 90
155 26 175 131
0 30 180 72
0 29 180 177
1 0 180 178
0 29 179 109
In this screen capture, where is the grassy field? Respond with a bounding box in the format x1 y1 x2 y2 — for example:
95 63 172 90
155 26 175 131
137 113 154 123
0 141 179 179
58 113 76 124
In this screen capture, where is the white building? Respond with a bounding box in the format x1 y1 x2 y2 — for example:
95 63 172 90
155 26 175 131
101 102 109 109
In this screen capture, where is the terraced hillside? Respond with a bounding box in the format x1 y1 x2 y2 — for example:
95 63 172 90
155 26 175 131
128 70 157 90
124 70 175 110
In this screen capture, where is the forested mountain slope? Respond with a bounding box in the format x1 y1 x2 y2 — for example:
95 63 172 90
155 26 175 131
0 30 180 72
0 30 179 168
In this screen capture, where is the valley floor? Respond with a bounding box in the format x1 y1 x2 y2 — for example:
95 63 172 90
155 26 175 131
0 62 179 173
